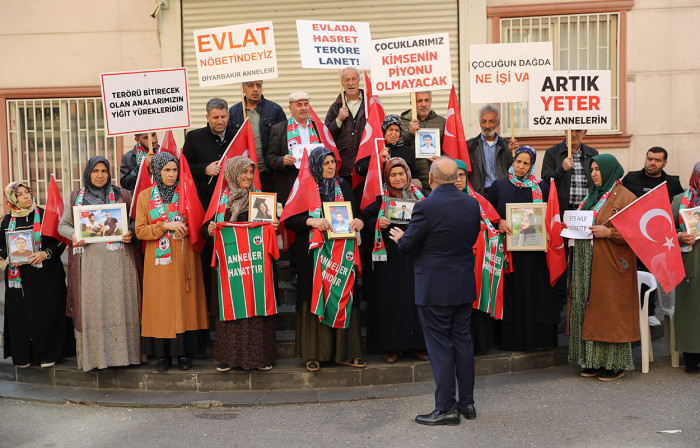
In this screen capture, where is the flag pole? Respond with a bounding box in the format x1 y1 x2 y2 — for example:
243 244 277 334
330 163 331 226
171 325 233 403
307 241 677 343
339 70 346 108
147 130 153 155
510 103 515 156
241 84 247 121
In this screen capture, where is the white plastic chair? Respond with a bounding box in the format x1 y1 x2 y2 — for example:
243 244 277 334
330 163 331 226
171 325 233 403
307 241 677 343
638 271 657 373
656 281 680 368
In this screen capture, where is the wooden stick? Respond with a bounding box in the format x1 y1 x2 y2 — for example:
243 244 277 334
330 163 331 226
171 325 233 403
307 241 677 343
339 70 346 108
410 92 417 120
510 103 515 156
567 129 572 158
241 84 247 120
147 131 153 155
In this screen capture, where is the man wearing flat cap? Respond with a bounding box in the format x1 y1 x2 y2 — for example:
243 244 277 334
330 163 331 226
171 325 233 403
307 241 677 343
267 91 323 204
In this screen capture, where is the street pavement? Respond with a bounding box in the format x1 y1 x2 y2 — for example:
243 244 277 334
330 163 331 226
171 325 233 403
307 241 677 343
1 351 698 448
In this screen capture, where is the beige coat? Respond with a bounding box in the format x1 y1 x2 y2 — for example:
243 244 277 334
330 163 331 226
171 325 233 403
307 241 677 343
581 184 640 343
135 187 208 338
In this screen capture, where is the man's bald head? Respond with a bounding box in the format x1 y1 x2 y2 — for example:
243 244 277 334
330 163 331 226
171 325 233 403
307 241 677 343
429 156 458 188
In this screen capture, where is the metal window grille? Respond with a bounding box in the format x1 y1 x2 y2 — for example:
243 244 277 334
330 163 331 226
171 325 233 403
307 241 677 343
6 98 118 205
500 13 620 136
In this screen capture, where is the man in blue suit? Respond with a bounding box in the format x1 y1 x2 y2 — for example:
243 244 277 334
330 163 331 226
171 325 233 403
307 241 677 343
390 156 482 425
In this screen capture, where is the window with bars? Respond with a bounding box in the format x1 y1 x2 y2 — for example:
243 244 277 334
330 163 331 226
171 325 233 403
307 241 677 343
500 13 619 136
6 98 119 205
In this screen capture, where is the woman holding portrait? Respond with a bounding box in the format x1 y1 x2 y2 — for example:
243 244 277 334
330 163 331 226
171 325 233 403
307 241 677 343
135 152 208 372
58 156 142 371
362 157 427 363
203 156 279 372
283 146 365 372
355 115 419 184
486 146 559 351
1 182 73 368
567 154 639 381
671 161 700 373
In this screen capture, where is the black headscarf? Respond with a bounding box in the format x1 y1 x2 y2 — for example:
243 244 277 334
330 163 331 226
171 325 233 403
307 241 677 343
309 146 341 201
151 152 179 203
81 156 120 205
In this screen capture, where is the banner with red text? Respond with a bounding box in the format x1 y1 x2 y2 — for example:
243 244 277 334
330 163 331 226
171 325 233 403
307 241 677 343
296 20 371 69
528 70 611 130
469 42 553 103
369 33 451 95
193 21 278 87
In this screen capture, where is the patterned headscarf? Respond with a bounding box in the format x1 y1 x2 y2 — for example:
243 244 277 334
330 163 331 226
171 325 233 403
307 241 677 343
382 114 403 135
580 154 624 211
309 146 340 201
512 145 537 180
687 161 700 207
4 182 36 218
383 157 416 199
81 156 120 205
151 152 179 203
224 156 256 221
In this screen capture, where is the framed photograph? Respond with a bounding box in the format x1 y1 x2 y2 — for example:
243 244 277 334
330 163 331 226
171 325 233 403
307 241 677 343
5 230 35 264
385 198 418 224
73 203 127 244
323 201 355 239
506 203 548 251
680 205 700 240
249 192 277 223
415 128 441 158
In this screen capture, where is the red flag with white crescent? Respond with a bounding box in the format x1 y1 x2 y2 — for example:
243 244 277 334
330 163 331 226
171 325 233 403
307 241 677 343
442 85 471 172
545 178 566 286
309 105 341 173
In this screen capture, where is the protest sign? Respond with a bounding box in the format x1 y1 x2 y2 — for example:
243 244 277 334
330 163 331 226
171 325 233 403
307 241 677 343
369 33 451 94
193 21 277 87
296 20 371 69
528 70 611 130
561 210 594 239
469 42 553 103
100 68 190 136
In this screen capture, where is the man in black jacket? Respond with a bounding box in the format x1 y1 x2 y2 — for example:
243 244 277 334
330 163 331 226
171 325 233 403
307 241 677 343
119 132 159 193
227 81 286 193
467 104 517 195
622 147 684 201
541 129 599 216
182 97 234 210
325 67 366 186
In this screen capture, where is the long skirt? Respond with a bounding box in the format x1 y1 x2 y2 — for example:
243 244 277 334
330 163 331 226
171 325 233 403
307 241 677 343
216 316 276 369
295 302 361 363
568 240 634 371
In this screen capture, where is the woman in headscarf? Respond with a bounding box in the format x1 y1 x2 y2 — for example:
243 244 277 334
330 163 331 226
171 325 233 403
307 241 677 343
135 152 208 372
567 154 639 381
671 161 700 373
486 146 560 351
355 114 419 185
203 156 278 372
362 157 427 363
58 156 142 371
1 183 73 368
283 146 365 372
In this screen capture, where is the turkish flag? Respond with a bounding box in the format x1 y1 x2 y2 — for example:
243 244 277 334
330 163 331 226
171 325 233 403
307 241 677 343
545 178 566 286
203 118 261 223
353 95 384 189
279 148 322 250
179 155 205 252
364 71 385 119
609 183 685 292
442 85 471 172
41 174 70 245
360 138 385 211
129 159 153 219
466 182 500 223
160 130 179 158
309 105 341 173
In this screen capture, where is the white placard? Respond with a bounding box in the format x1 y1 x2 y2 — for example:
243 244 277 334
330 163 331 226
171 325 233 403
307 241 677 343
193 21 278 87
296 20 371 69
369 33 451 95
469 42 553 103
561 210 594 240
290 144 313 169
528 70 611 130
100 68 190 136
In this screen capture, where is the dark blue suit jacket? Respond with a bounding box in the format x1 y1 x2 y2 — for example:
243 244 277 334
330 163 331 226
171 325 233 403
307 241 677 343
397 183 481 307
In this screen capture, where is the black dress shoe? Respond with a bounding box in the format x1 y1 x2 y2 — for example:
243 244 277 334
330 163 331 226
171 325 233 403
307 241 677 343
458 404 477 420
156 357 171 372
415 409 460 426
178 356 193 371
